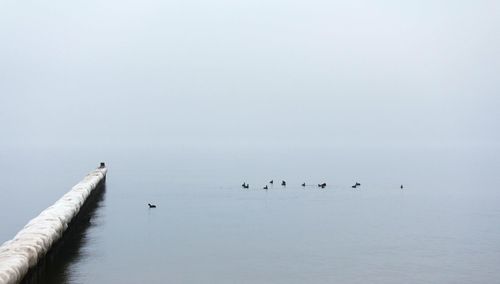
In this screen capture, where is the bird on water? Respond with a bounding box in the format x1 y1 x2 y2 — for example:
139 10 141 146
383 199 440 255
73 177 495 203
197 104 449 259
302 182 306 187
269 180 274 184
263 185 268 190
281 180 286 186
148 203 157 208
401 184 404 189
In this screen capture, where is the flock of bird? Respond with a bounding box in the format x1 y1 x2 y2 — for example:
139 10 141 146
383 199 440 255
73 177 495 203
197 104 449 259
242 180 367 190
241 180 405 190
148 182 405 208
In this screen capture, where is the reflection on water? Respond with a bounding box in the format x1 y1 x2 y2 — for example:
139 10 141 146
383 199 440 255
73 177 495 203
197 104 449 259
43 173 500 284
21 184 106 284
1 145 499 284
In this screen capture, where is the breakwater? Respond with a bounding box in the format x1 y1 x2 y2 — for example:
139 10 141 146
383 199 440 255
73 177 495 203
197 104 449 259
0 164 107 284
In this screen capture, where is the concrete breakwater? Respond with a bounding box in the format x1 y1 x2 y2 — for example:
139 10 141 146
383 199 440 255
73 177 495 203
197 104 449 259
0 164 107 284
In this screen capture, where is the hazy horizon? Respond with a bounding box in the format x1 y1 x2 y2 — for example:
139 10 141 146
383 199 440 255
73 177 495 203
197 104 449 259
1 1 500 282
1 0 499 150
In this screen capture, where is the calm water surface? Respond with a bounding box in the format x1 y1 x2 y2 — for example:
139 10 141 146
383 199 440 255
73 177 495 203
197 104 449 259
1 146 499 283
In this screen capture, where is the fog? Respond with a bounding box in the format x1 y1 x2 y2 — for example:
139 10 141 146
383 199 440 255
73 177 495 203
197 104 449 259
1 2 500 281
0 0 499 176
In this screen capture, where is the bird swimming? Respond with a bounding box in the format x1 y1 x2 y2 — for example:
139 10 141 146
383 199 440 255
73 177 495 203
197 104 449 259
148 203 157 208
281 180 286 186
302 182 306 187
269 180 274 184
263 185 268 190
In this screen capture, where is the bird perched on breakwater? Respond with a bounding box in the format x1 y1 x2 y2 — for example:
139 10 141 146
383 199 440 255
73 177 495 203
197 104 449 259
148 203 157 208
281 180 286 186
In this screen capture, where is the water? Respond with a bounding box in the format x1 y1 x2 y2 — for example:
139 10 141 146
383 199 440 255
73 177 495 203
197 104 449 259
1 145 499 283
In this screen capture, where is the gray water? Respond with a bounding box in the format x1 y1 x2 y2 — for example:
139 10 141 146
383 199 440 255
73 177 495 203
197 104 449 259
1 145 499 283
2 0 500 282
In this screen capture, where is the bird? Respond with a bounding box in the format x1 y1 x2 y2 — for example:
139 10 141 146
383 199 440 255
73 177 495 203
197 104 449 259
269 180 274 184
355 182 361 186
148 203 157 208
302 182 306 187
263 185 268 190
244 184 249 189
281 180 286 186
320 183 326 188
401 184 404 189
352 185 357 189
242 182 247 188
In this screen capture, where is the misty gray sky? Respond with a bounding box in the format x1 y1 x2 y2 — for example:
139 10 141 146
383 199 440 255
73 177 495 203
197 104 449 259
1 0 499 151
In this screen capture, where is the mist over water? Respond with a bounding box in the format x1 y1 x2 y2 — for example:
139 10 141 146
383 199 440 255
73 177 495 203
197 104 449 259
1 0 500 282
1 145 499 283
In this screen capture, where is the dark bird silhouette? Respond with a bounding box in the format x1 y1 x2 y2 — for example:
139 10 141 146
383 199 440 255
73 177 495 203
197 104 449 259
242 182 247 188
302 182 306 187
355 182 361 186
263 185 268 190
243 183 249 189
401 184 404 189
148 203 157 208
352 185 357 189
269 180 274 184
281 180 286 186
321 183 326 188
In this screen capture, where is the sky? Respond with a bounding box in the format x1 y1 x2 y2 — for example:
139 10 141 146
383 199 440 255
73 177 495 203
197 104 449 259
0 0 499 153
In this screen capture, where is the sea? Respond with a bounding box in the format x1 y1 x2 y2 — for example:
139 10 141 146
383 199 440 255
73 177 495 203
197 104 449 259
1 143 499 283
